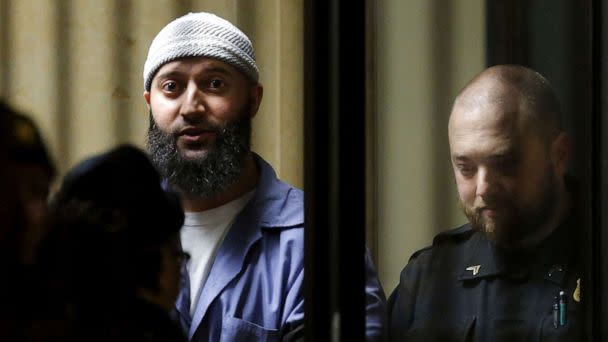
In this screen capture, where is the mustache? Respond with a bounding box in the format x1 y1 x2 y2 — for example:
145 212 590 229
169 121 224 136
470 198 508 212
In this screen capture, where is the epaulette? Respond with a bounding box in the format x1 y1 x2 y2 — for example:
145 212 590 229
408 245 433 262
432 223 474 245
407 224 473 262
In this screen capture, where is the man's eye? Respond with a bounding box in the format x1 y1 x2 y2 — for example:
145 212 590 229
209 79 224 89
162 81 178 92
457 164 475 176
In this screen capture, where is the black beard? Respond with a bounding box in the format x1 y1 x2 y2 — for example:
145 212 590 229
146 111 251 199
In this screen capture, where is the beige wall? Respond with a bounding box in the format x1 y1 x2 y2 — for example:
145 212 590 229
2 0 488 297
375 0 486 293
0 0 303 189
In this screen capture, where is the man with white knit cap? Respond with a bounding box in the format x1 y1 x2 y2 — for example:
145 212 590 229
143 12 386 341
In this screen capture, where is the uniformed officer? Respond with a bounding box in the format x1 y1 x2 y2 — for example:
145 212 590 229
388 65 582 341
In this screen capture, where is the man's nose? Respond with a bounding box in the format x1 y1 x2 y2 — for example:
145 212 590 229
180 82 205 119
475 167 498 198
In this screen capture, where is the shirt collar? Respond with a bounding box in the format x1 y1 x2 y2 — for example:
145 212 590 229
247 153 304 228
457 220 573 285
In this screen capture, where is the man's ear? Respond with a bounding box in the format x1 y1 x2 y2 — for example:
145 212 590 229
249 84 263 118
143 91 151 109
551 132 571 177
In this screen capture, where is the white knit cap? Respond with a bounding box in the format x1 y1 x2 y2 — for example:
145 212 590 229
143 12 258 91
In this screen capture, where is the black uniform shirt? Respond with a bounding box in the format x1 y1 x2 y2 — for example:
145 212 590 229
388 218 582 341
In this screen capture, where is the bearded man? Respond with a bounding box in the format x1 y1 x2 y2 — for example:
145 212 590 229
388 65 582 341
143 12 386 342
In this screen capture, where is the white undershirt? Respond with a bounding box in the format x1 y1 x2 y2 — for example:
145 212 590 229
180 190 256 315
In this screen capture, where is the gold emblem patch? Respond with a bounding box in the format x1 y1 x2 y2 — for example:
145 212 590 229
573 278 581 303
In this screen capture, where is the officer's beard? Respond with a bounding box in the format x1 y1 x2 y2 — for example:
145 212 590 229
146 108 251 199
461 165 559 249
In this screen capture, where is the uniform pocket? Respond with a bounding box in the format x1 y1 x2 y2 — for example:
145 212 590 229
493 311 582 342
403 315 476 341
539 312 582 342
221 315 279 342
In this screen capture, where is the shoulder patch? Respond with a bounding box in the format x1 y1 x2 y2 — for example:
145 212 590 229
432 223 473 245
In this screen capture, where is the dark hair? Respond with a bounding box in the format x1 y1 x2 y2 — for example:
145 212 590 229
0 101 42 261
41 145 184 309
1 101 55 178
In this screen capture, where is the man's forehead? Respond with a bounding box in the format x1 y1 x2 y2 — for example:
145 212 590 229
449 104 525 159
449 116 515 143
449 130 516 159
449 103 521 136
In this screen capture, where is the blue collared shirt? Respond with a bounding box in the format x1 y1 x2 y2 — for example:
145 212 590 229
174 154 386 341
